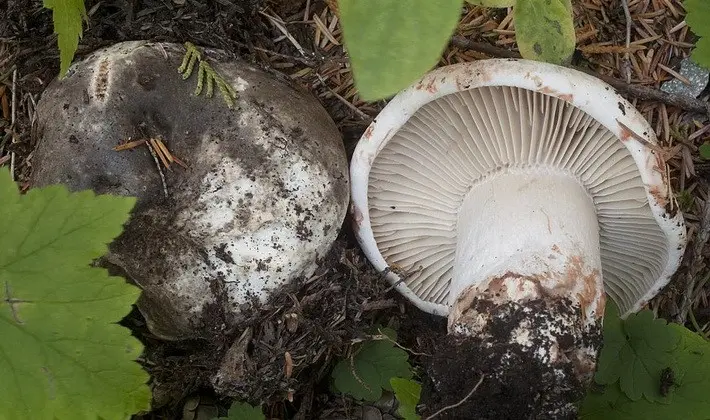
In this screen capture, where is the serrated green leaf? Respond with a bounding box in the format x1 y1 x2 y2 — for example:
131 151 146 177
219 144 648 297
594 300 626 384
581 324 710 420
594 300 681 402
332 327 413 401
700 143 710 160
691 38 710 70
43 0 87 77
213 401 265 420
514 0 575 65
391 377 421 420
466 0 516 6
685 0 710 69
0 168 150 420
339 0 463 101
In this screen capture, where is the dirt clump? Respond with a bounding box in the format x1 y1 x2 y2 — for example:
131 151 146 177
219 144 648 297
125 236 410 416
420 297 602 420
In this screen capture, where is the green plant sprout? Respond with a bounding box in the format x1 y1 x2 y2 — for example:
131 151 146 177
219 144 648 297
178 42 238 109
699 142 710 160
331 326 414 402
390 377 422 420
675 189 695 213
42 0 240 109
212 401 265 420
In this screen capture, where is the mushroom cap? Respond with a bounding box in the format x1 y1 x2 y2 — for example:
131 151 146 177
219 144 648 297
350 59 686 318
30 41 349 339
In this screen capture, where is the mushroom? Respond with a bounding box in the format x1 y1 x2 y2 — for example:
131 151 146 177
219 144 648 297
349 59 686 417
30 41 350 340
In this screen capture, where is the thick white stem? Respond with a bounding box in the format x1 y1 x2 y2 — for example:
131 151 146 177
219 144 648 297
447 168 606 391
449 168 605 330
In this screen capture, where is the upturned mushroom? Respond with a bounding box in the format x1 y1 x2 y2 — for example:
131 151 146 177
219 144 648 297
349 59 686 417
30 41 350 340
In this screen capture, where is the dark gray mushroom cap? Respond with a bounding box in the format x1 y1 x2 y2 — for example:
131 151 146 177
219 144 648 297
31 41 349 340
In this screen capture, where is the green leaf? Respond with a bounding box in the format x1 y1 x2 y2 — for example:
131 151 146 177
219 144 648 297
594 300 626 385
594 300 681 402
43 0 87 77
513 0 575 65
332 327 413 401
0 168 151 419
339 0 463 101
466 0 516 6
581 324 710 420
685 0 710 69
699 142 710 160
390 377 422 420
214 401 265 420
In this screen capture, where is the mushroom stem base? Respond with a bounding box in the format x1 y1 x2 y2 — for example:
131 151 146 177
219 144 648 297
422 291 603 419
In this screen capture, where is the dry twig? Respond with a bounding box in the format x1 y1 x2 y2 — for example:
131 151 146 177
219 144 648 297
368 327 432 356
145 140 168 198
234 41 319 67
315 74 372 121
424 374 486 420
621 0 633 83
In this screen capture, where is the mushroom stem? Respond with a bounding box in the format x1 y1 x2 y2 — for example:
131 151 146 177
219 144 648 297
448 170 605 394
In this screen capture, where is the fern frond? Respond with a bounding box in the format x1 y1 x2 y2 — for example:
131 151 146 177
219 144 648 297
178 42 237 108
195 61 207 96
178 42 201 79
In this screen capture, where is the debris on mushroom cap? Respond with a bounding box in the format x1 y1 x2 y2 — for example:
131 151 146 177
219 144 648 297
349 59 687 417
30 41 350 340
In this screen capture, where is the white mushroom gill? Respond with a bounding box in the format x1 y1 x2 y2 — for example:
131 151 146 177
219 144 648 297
352 59 686 418
368 86 667 319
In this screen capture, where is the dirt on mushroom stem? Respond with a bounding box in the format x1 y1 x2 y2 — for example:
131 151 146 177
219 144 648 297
419 187 606 418
420 293 603 420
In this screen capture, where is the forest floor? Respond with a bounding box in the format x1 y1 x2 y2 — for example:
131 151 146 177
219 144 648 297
1 0 709 419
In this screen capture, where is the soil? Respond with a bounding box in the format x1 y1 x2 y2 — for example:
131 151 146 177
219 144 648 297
3 0 710 419
420 297 602 420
